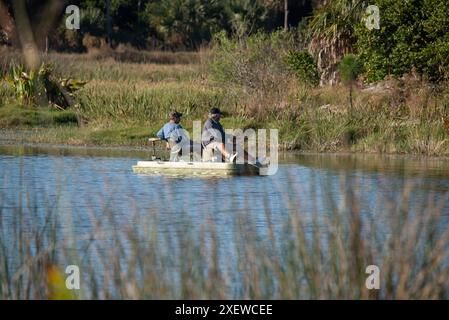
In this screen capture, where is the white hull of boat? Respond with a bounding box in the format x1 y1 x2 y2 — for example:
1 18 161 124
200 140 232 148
132 160 261 176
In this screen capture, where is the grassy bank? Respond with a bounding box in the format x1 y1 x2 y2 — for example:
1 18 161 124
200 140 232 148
1 49 449 155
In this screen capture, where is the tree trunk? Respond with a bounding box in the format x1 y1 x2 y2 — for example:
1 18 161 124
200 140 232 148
106 0 112 48
11 0 40 70
349 82 353 111
284 0 289 30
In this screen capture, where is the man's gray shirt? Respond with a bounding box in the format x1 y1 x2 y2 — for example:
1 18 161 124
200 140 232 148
202 118 225 146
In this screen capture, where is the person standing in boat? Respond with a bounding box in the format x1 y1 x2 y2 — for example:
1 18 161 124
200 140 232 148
156 111 190 161
202 107 238 162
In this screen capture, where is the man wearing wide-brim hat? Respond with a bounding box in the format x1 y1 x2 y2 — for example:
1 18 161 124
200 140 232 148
156 111 191 161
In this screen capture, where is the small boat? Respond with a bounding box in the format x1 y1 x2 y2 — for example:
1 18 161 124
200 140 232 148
133 137 268 176
132 160 262 176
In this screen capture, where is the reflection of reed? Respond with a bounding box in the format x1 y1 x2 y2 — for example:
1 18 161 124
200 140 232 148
0 143 150 159
0 162 449 299
288 153 449 179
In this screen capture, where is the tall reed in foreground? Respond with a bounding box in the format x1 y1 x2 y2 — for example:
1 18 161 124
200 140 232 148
0 170 448 299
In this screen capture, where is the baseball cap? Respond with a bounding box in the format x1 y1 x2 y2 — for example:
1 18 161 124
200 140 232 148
209 107 223 116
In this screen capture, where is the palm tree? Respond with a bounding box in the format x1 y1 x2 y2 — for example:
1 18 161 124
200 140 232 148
225 0 269 39
307 0 367 85
339 54 362 110
260 0 289 30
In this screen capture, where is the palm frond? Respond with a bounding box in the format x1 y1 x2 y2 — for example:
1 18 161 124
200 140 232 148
306 0 368 85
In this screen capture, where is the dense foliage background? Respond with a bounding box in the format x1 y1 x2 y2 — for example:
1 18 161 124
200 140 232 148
355 0 449 82
0 0 448 83
0 0 314 50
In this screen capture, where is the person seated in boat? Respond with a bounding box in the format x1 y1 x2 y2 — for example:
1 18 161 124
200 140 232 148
202 107 267 165
156 111 186 161
202 107 238 163
157 111 200 161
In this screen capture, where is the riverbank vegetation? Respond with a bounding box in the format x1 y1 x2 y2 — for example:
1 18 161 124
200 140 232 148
0 0 448 155
1 48 448 155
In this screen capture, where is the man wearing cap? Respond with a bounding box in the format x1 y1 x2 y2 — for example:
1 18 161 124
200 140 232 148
202 107 238 162
156 111 189 161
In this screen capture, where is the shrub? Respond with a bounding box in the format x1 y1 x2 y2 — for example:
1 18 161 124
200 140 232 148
4 65 40 105
339 54 363 110
339 54 363 84
355 0 449 83
4 63 86 109
285 50 319 86
82 33 106 50
210 30 296 92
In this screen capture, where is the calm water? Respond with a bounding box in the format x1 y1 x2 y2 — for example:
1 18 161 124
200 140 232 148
1 144 448 297
1 144 449 237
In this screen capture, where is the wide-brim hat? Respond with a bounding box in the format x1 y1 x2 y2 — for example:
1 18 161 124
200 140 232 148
169 111 183 118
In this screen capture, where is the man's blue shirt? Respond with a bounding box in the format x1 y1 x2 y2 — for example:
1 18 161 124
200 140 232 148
157 122 183 143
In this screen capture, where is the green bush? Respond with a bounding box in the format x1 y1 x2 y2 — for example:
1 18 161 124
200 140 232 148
339 54 363 110
355 0 449 83
339 54 363 84
4 63 86 108
285 50 319 86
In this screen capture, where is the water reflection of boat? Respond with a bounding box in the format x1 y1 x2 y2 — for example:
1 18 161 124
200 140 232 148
132 160 261 176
